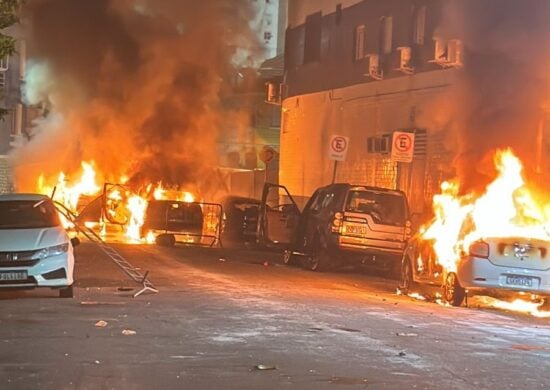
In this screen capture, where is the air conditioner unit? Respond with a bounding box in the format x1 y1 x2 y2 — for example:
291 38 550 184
429 38 463 68
265 81 282 105
367 135 391 153
365 54 383 80
396 46 414 74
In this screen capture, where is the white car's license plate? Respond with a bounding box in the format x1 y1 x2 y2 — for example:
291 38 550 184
506 275 533 287
0 271 28 281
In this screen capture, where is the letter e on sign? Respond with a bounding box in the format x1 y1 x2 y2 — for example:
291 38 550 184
328 135 349 161
391 131 415 163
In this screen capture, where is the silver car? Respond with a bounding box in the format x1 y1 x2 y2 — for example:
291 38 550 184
399 234 550 306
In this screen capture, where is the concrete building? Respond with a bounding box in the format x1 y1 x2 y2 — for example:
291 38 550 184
0 38 26 193
279 0 462 212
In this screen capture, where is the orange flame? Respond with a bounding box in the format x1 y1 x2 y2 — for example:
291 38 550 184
421 149 549 273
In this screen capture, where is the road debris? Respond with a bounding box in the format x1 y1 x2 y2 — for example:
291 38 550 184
254 364 277 370
94 320 108 328
218 257 226 262
396 332 418 337
122 329 137 336
398 351 407 357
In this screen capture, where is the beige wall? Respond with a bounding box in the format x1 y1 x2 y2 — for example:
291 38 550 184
288 0 363 28
280 68 460 209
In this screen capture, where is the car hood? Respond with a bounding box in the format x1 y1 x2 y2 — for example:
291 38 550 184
0 227 68 252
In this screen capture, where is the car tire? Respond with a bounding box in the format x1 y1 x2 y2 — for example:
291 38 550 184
398 257 415 294
303 236 332 272
283 249 297 266
59 285 74 298
156 234 176 247
444 272 466 307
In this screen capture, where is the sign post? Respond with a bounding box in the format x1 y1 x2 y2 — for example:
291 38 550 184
390 131 415 163
328 135 349 183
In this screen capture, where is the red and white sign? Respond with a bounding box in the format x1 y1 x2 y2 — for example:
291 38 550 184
391 131 415 163
328 135 349 162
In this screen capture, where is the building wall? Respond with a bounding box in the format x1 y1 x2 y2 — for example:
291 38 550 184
281 0 460 212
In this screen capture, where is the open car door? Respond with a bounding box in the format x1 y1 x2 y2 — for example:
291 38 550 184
257 183 301 246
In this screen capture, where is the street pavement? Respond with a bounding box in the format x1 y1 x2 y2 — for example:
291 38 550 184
1 240 549 389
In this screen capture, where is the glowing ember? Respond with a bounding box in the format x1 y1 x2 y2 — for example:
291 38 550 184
421 149 549 273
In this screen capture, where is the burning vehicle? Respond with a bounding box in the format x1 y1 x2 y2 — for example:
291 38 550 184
398 149 550 306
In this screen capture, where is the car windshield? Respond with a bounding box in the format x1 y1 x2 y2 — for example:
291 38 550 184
345 190 407 226
0 199 61 229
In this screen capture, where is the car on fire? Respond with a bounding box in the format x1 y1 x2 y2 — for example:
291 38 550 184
399 233 550 306
257 183 411 274
141 199 204 246
0 194 78 298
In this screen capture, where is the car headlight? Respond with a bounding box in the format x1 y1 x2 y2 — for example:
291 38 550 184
33 243 69 260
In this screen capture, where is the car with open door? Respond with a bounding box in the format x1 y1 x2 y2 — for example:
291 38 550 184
0 193 78 298
399 233 550 306
258 183 411 275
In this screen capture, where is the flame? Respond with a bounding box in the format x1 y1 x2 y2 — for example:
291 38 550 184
478 297 550 318
36 164 198 243
422 149 549 273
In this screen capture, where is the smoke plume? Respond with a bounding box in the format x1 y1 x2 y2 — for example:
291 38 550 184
434 0 550 192
14 0 262 194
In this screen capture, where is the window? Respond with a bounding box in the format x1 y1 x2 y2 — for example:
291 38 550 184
413 6 426 45
354 24 366 60
0 56 8 71
379 16 393 54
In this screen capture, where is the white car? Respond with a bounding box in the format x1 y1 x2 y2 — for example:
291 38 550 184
400 234 550 306
0 194 77 298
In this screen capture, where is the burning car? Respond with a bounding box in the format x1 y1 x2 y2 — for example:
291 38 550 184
399 149 550 306
400 234 550 306
140 199 204 246
0 194 78 298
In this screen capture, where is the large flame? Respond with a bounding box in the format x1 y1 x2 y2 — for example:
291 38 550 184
422 149 549 273
37 164 198 243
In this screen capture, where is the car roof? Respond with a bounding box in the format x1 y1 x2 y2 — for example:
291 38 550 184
0 193 50 202
320 183 406 196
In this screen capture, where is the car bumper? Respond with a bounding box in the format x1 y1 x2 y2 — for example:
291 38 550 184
457 256 550 296
0 252 74 289
334 235 405 257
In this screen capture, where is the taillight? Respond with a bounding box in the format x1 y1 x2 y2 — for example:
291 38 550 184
331 212 343 233
469 240 490 258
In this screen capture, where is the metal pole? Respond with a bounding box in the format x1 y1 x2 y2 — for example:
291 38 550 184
332 161 338 183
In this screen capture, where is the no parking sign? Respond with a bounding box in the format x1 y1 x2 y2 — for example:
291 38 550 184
391 131 415 163
328 135 349 162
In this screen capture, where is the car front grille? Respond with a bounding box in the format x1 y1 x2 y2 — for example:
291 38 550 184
0 250 40 268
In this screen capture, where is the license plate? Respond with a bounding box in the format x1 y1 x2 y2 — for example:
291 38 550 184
506 275 533 287
345 224 367 236
0 271 28 281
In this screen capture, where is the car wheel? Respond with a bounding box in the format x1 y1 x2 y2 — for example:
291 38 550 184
398 257 414 294
156 234 176 247
303 236 332 272
59 285 74 298
444 272 466 307
283 249 297 266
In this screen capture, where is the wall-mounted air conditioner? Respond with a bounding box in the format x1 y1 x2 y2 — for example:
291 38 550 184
367 134 391 154
366 54 383 80
396 46 414 74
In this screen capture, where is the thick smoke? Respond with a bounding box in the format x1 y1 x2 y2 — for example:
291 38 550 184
433 0 550 193
14 0 261 194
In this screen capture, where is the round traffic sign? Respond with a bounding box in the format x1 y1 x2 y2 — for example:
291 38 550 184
394 133 413 152
331 136 348 153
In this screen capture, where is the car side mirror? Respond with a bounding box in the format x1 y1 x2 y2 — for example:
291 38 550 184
71 237 81 248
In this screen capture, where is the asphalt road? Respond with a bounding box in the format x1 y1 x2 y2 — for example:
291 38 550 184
1 240 549 390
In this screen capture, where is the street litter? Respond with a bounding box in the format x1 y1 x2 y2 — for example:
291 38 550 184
94 320 108 328
263 261 269 266
396 332 418 337
122 329 137 336
254 364 277 370
398 351 407 357
218 257 227 262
